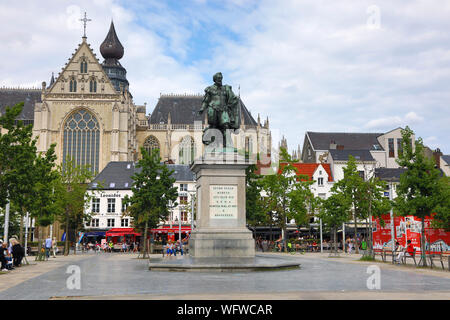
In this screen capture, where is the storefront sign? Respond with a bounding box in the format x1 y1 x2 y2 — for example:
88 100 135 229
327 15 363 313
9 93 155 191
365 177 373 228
100 192 121 198
209 185 238 219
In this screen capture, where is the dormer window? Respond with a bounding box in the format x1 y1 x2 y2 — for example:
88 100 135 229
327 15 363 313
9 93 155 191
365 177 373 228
69 77 77 92
80 60 88 73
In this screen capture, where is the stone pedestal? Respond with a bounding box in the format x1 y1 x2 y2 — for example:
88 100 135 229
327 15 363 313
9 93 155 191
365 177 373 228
188 152 255 258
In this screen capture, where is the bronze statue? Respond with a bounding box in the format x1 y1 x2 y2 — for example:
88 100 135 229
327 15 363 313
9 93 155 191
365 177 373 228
199 72 240 147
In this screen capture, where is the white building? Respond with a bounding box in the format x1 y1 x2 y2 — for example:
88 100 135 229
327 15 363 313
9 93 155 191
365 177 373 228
85 161 196 237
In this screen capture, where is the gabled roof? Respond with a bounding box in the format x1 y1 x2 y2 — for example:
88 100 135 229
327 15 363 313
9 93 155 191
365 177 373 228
306 132 383 151
88 161 195 190
329 149 375 162
279 163 333 182
149 95 257 126
0 88 41 121
48 39 117 95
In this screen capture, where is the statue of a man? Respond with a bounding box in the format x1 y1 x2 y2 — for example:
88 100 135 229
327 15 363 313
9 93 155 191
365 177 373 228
199 72 240 146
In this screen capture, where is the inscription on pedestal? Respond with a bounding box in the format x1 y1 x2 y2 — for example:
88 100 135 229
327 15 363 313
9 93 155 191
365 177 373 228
209 185 237 219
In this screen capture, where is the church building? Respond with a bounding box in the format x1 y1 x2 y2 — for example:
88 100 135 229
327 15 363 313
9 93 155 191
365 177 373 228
0 20 272 240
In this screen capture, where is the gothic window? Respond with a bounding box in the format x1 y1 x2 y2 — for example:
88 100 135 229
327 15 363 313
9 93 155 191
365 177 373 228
143 135 160 156
69 78 77 92
63 109 100 174
80 60 88 73
179 136 196 164
89 78 97 93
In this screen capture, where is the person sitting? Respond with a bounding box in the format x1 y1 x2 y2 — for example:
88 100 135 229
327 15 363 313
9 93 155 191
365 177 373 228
406 240 415 258
11 238 24 267
166 241 174 257
394 241 404 264
1 241 9 272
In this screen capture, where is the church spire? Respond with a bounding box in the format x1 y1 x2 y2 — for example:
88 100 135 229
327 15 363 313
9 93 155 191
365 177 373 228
100 20 129 93
100 20 124 62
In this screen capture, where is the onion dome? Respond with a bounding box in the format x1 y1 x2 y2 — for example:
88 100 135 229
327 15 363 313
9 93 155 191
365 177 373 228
100 21 129 93
100 21 124 61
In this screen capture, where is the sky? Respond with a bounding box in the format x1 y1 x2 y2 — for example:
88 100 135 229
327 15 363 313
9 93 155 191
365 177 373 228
1 0 449 154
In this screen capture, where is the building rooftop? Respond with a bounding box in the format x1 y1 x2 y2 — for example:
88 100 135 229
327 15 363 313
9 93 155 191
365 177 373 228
0 88 41 121
149 95 258 126
88 161 195 190
307 132 383 151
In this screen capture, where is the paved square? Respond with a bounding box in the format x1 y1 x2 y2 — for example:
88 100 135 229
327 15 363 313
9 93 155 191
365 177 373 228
0 252 449 300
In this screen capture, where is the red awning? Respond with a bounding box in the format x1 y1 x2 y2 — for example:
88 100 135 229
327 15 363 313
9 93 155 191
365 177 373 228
151 225 191 234
105 228 141 237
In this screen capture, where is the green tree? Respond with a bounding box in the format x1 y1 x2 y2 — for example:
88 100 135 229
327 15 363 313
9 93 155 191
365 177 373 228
355 173 392 257
30 144 60 261
432 176 450 231
0 102 39 243
54 158 95 255
394 126 449 266
318 192 351 254
123 148 178 258
245 163 266 229
331 155 364 253
260 148 313 251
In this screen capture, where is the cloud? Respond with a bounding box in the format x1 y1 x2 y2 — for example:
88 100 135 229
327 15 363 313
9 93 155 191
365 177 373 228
365 111 424 129
1 0 450 154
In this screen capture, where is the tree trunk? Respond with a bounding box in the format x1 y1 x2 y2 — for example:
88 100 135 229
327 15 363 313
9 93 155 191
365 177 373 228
421 216 427 267
64 212 70 256
73 229 77 255
333 227 338 254
142 220 149 259
353 208 359 254
269 213 273 242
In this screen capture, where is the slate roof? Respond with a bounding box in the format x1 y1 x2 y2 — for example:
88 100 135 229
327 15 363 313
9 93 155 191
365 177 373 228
329 149 375 162
88 161 195 190
375 168 407 182
149 95 257 126
442 155 450 165
307 132 383 151
0 88 41 121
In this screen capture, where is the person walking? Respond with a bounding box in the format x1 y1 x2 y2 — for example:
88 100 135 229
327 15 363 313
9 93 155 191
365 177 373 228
44 236 52 260
51 237 57 258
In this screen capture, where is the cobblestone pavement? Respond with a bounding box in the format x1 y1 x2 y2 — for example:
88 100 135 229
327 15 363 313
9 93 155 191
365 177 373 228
0 252 449 300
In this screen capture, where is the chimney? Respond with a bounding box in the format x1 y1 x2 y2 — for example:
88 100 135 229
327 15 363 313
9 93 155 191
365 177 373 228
329 140 337 150
433 148 442 168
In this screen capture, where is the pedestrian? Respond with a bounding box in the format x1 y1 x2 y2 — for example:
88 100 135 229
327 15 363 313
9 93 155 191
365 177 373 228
52 237 57 258
361 238 367 255
45 236 52 260
11 238 24 267
0 241 9 271
347 237 353 254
